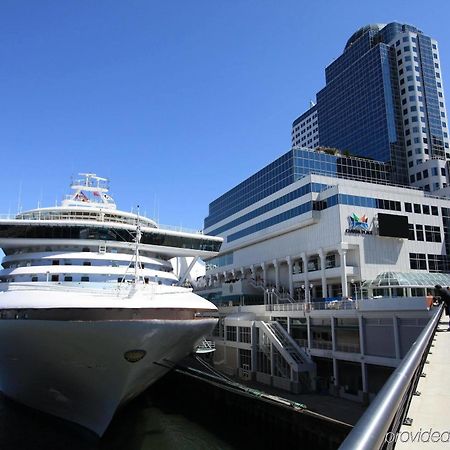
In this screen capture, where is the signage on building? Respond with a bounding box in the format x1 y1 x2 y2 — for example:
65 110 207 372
345 213 373 235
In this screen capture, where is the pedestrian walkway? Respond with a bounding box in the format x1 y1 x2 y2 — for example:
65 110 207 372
395 319 450 449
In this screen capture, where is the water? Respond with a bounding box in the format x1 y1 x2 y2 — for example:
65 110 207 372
0 391 236 450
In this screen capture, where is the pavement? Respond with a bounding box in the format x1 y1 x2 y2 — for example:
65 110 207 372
395 319 450 449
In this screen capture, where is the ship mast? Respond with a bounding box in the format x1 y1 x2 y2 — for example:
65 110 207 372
120 205 145 285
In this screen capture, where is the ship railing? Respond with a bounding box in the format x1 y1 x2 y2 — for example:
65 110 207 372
339 304 443 450
0 212 204 234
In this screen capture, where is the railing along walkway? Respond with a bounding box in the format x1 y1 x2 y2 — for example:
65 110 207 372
394 316 450 449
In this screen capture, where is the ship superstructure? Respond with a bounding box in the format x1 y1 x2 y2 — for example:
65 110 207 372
0 173 222 436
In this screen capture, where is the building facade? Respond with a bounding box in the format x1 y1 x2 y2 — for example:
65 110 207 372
292 22 449 192
291 103 319 148
197 147 450 400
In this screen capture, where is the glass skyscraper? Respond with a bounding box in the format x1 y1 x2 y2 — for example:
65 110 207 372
292 22 449 192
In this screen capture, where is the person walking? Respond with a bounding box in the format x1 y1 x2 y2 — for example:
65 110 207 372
434 285 450 330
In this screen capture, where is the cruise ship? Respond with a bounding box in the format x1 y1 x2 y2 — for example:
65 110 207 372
0 173 222 436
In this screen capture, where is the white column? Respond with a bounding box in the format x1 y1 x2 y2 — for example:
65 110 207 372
287 256 294 298
240 267 245 280
331 316 336 352
262 263 267 287
301 252 309 302
361 362 368 394
339 248 348 298
358 315 365 355
332 358 339 387
306 315 311 348
273 259 280 291
393 316 401 359
318 248 327 300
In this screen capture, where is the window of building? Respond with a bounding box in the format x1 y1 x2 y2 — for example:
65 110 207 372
64 276 73 282
425 225 441 243
239 349 252 370
81 276 89 282
325 254 336 268
422 205 430 215
239 327 251 343
441 168 446 176
416 172 422 180
431 206 439 216
414 203 421 214
51 275 59 282
52 260 59 265
405 202 412 212
410 253 426 270
423 169 429 178
226 326 237 341
408 223 415 240
415 224 424 241
31 276 38 282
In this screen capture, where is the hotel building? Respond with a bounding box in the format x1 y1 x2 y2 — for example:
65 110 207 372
291 22 449 192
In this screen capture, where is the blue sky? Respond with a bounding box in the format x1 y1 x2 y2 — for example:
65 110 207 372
1 0 449 229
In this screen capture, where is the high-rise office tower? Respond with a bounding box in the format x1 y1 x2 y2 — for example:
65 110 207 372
292 22 449 192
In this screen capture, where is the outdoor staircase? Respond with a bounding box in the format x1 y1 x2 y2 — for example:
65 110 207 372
256 320 315 392
263 321 313 367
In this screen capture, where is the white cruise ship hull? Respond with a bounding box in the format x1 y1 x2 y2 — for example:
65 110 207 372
0 288 217 436
0 318 216 435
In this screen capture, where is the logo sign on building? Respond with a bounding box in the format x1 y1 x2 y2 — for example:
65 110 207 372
346 213 373 235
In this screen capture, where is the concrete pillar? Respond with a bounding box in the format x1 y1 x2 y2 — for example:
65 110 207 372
262 263 267 287
301 252 309 302
339 248 348 298
318 248 327 300
358 315 365 355
287 256 294 297
331 316 336 352
393 316 401 359
332 358 339 387
251 324 257 373
273 259 280 291
240 267 245 280
361 362 368 394
306 315 311 348
270 343 274 377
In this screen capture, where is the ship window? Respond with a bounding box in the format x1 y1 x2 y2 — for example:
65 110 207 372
51 275 59 282
31 276 38 282
64 276 73 282
82 247 90 252
81 276 89 282
52 260 59 265
83 261 91 266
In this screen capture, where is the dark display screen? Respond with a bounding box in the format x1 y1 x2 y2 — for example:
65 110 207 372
378 213 409 238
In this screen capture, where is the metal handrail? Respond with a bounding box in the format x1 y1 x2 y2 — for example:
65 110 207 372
339 304 443 450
